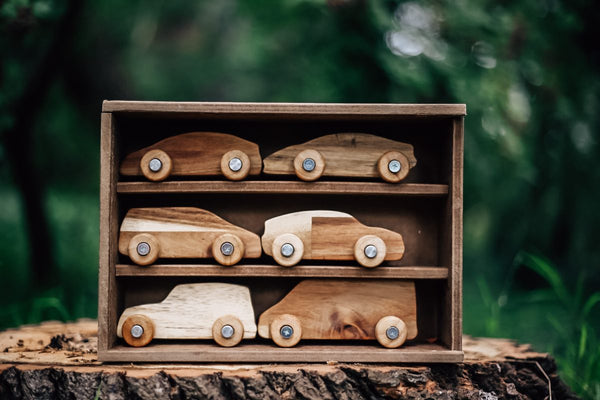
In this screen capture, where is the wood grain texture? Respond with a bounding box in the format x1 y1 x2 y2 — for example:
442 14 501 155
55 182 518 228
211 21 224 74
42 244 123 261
116 283 257 341
261 211 404 264
263 133 417 179
115 264 450 279
98 112 119 352
102 101 467 116
118 207 261 262
116 181 450 196
119 132 261 178
257 279 417 343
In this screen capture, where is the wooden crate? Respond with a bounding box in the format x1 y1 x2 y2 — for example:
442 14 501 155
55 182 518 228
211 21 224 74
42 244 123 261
98 101 465 363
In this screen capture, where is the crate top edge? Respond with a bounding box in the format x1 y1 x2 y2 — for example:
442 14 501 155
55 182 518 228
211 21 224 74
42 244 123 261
101 101 466 117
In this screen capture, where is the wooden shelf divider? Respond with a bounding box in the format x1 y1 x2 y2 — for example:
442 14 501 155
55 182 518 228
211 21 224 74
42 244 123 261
117 181 449 196
115 264 449 279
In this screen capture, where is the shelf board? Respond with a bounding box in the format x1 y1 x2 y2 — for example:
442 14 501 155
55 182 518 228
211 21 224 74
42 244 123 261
115 264 448 279
117 181 449 196
100 342 463 363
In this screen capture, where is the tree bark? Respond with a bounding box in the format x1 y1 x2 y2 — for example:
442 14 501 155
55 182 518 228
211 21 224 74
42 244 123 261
0 320 578 399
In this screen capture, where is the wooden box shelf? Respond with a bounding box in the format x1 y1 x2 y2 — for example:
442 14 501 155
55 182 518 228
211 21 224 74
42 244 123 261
99 101 464 363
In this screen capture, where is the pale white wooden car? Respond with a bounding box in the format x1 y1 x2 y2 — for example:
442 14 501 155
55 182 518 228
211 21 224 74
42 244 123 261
117 283 257 347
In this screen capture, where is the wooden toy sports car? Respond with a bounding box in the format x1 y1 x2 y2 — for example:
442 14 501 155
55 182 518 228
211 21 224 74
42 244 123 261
120 132 262 181
119 207 262 266
261 210 404 268
118 283 257 347
258 279 417 348
263 133 417 182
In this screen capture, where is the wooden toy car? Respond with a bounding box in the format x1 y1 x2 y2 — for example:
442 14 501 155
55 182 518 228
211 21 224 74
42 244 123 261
258 279 417 348
261 210 404 268
119 207 261 266
117 283 257 347
120 132 262 181
263 133 417 182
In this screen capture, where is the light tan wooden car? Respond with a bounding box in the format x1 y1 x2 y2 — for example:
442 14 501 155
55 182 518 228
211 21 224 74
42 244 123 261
119 207 261 266
261 210 404 268
120 132 262 181
258 279 417 348
263 133 417 182
117 283 257 347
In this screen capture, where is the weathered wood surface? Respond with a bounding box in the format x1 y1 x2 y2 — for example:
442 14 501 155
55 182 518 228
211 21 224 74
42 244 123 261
0 320 577 399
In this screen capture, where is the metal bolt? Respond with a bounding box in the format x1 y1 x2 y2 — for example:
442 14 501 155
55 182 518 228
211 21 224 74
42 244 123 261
280 325 294 339
131 324 144 338
281 243 295 258
136 242 151 256
386 326 400 340
302 158 316 172
388 159 401 174
149 158 163 172
364 244 378 259
221 324 235 339
228 157 243 172
220 242 234 256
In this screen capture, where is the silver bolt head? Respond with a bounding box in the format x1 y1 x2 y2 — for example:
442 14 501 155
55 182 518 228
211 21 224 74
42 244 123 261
149 158 163 172
136 242 151 256
280 325 294 339
220 242 234 256
131 324 144 338
364 244 378 259
386 326 400 340
280 243 295 258
221 324 235 339
388 159 401 174
302 158 316 172
228 157 243 172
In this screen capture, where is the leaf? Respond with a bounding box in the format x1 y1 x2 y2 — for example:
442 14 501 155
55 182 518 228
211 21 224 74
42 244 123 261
583 292 600 319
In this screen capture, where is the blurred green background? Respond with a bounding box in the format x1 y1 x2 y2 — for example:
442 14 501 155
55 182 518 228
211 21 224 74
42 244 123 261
1 0 599 397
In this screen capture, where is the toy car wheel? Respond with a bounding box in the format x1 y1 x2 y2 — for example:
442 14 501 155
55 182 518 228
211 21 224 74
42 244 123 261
270 314 302 347
122 314 155 347
220 150 251 181
354 235 386 268
212 233 245 266
271 233 304 267
140 149 173 181
293 149 325 181
212 315 244 347
377 151 410 183
128 233 160 266
375 315 407 348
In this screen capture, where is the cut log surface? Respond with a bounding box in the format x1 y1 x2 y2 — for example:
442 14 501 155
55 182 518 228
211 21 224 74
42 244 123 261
0 320 578 399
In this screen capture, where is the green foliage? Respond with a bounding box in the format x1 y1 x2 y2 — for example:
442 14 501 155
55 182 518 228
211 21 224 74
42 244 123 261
1 0 599 397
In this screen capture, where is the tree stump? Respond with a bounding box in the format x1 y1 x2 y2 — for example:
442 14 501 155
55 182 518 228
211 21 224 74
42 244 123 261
0 320 577 399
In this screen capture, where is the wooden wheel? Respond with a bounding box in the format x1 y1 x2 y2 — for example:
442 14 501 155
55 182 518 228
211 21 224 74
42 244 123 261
128 233 160 266
377 151 410 183
375 316 407 348
354 235 386 268
270 314 302 347
271 233 304 267
212 315 244 347
220 150 251 181
140 149 172 181
122 314 155 347
293 149 325 181
212 233 245 266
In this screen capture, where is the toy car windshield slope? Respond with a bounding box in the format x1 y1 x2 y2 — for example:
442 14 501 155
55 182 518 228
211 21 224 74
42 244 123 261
120 132 262 181
261 210 404 268
263 133 417 182
117 283 257 347
258 279 417 348
119 207 261 266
